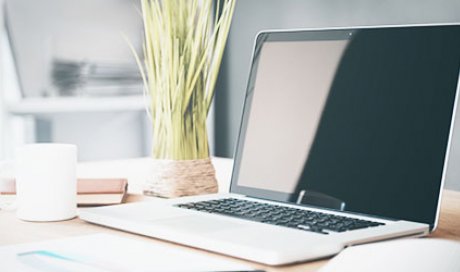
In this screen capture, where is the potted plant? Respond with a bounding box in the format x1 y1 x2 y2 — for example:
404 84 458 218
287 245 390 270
132 0 236 197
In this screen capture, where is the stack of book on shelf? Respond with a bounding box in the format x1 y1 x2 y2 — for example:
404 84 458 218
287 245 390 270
51 59 143 96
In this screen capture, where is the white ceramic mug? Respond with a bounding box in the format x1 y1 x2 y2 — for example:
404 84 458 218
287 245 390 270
15 143 77 221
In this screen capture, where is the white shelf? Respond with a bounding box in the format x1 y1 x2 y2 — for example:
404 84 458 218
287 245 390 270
6 95 148 115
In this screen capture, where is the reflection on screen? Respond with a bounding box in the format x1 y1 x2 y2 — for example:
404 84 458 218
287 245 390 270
235 26 460 226
238 40 349 193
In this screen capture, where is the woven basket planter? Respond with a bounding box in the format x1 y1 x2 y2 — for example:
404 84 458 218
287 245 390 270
143 158 218 198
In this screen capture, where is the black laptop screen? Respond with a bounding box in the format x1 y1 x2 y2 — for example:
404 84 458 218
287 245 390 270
231 25 460 228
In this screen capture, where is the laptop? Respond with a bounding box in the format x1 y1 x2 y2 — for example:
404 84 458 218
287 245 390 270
80 24 460 265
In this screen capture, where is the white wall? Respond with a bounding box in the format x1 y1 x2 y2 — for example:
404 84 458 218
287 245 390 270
49 112 148 161
0 0 4 159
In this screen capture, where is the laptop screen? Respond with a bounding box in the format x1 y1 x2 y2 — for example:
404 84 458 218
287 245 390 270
231 25 460 227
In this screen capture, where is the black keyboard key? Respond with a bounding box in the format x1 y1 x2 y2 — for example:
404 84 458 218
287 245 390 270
175 198 385 234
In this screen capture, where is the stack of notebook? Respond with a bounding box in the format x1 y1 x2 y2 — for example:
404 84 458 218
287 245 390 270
0 178 128 206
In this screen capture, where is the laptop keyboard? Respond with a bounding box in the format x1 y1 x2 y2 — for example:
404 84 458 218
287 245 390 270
176 198 385 235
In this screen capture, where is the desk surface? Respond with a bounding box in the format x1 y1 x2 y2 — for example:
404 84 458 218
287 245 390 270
1 189 459 272
1 158 460 271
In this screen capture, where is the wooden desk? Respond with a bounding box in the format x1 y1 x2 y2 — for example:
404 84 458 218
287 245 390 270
1 190 459 272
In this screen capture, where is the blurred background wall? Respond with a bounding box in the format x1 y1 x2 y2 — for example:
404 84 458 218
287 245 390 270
0 0 149 161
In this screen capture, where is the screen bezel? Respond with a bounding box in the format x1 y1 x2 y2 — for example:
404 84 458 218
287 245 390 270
229 24 460 230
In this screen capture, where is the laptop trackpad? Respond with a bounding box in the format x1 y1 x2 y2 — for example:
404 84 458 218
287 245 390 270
151 215 245 233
